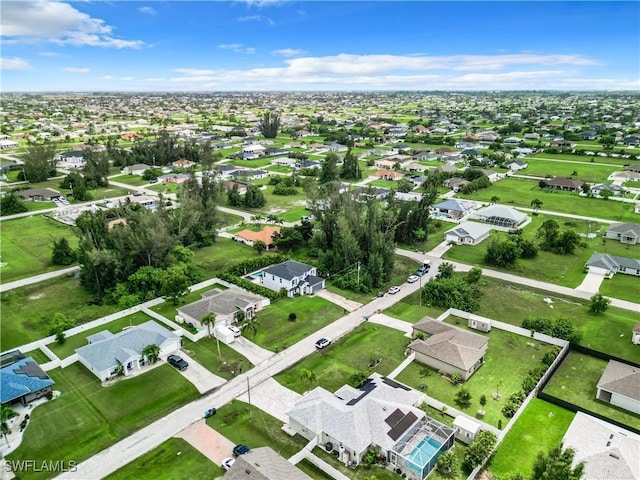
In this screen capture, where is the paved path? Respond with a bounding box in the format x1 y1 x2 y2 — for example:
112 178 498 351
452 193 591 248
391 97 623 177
575 271 606 294
227 336 274 366
176 350 227 394
174 420 234 465
368 313 413 337
315 289 363 312
0 266 80 293
236 377 302 423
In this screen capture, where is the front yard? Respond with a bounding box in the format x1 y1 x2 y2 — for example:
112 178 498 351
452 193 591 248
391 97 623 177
7 363 199 480
275 323 412 395
182 337 251 379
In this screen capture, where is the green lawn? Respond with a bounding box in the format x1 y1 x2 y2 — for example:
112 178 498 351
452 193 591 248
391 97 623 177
147 182 181 194
23 201 57 212
0 215 79 283
7 364 200 480
489 399 575 479
428 441 470 480
110 174 151 187
231 158 274 168
48 312 159 359
456 177 637 222
296 459 335 480
191 237 259 279
250 295 344 351
266 165 294 173
474 277 640 363
523 158 619 183
260 185 309 214
22 348 51 364
598 271 640 303
1 276 121 352
182 337 251 379
530 152 632 166
311 447 402 480
105 438 222 480
279 206 311 223
396 323 557 428
275 323 413 394
543 351 640 430
384 289 447 323
205 400 309 460
368 179 401 189
217 210 244 227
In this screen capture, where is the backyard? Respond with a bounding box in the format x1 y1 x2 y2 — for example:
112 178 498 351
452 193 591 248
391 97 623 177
105 438 221 480
7 363 199 480
543 351 640 430
275 323 412 395
395 322 557 428
488 399 575 479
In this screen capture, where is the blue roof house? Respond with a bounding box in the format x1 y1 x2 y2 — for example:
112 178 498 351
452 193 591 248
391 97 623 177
1 356 54 406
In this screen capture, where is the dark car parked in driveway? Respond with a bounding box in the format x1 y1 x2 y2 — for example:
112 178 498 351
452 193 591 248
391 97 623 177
233 444 250 456
167 354 188 371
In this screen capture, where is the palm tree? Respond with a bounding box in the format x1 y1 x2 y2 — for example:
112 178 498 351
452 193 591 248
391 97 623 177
1 405 16 446
242 315 260 339
531 198 543 214
299 368 317 393
250 213 264 225
141 344 160 364
201 312 221 360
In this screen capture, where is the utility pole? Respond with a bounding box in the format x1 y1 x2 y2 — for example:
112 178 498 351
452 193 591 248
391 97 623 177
419 274 423 307
356 261 360 287
246 377 252 418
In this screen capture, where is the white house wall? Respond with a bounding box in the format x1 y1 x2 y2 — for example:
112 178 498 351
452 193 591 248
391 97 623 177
413 351 472 381
610 392 640 415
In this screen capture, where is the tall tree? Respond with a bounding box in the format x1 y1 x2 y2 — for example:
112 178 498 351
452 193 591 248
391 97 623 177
1 193 28 215
22 144 57 183
340 148 362 180
589 293 611 313
531 443 585 480
258 111 281 138
51 237 76 266
319 153 339 184
244 185 266 208
160 265 189 305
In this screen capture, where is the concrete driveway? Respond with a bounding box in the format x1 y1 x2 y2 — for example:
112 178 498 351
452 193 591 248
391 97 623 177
368 313 413 337
174 350 226 394
575 271 606 294
228 336 274 365
174 420 234 465
236 377 301 423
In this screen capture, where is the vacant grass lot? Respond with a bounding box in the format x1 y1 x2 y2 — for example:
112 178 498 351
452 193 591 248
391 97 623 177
7 364 199 480
182 337 250 379
1 276 121 351
523 158 619 183
205 400 309 460
488 399 575 479
250 295 344 351
48 312 158 359
396 323 556 428
474 277 640 363
110 174 150 186
279 206 311 223
543 351 640 430
259 185 308 214
0 215 79 282
384 289 447 323
105 438 222 480
456 177 637 222
530 153 632 166
191 237 259 279
276 323 412 394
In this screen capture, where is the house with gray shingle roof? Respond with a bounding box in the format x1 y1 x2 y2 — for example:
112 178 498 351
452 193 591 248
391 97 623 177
563 412 640 480
286 373 454 478
0 354 54 406
585 253 640 277
75 321 181 381
596 360 640 415
432 199 476 220
261 260 324 297
221 447 312 480
445 221 492 245
178 287 268 330
408 319 488 381
605 223 640 245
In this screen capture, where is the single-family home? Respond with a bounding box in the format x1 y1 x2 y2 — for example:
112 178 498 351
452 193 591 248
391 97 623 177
15 188 62 202
473 205 529 229
445 221 492 245
121 163 150 176
452 416 481 445
172 159 196 169
261 260 325 297
57 150 85 167
222 447 313 480
503 136 522 145
158 173 190 184
295 159 321 170
623 136 640 146
235 152 259 161
596 360 640 415
432 165 458 175
177 287 268 330
433 199 476 220
0 139 19 149
407 319 488 381
625 164 640 174
591 183 626 197
460 148 481 158
513 147 534 156
374 159 397 170
264 147 289 157
271 157 297 167
562 412 640 480
371 170 405 181
391 144 411 153
405 163 429 173
353 186 390 201
286 373 454 478
243 144 266 156
231 169 268 181
480 169 502 183
394 191 422 202
327 142 348 152
545 177 584 191
443 177 470 192
550 139 573 148
585 253 640 277
75 321 181 381
0 352 54 406
409 175 428 187
580 131 597 141
504 159 528 172
235 225 281 250
223 181 248 196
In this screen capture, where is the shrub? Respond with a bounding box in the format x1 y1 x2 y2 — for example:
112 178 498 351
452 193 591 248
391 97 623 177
288 312 297 322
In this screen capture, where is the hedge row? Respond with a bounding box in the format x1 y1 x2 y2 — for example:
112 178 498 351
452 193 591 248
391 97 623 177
226 254 289 276
218 272 286 300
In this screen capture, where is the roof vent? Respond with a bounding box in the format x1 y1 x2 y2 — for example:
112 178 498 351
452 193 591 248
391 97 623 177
609 453 620 460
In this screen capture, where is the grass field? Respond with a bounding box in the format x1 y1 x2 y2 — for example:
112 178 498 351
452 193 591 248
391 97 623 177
0 215 79 283
279 206 311 223
105 438 222 480
1 275 121 352
250 295 344 351
7 364 199 480
488 399 575 479
259 185 309 214
523 158 619 183
110 174 151 187
456 177 638 222
182 337 251 379
396 323 556 428
543 351 640 430
191 237 259 279
383 288 447 323
276 323 413 395
598 272 640 303
529 152 633 166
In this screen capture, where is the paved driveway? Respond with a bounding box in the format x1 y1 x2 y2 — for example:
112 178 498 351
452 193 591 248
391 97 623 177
368 313 413 337
236 377 301 423
575 271 606 294
174 350 226 394
228 336 274 365
174 420 234 465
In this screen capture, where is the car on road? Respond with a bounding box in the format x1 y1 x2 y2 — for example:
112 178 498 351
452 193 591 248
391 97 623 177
233 444 250 456
228 325 242 337
221 457 235 470
388 286 401 295
167 354 188 371
407 275 419 283
315 338 332 349
415 264 431 276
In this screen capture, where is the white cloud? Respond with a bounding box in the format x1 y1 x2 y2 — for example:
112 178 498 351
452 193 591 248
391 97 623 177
1 57 32 71
243 0 286 7
63 67 90 73
101 75 114 80
218 43 256 54
272 48 304 57
121 77 134 81
38 51 59 57
1 0 144 48
138 6 157 16
173 68 215 76
238 15 262 22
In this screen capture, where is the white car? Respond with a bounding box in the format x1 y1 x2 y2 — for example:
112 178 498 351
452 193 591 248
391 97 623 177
407 275 419 283
388 286 401 295
228 325 242 337
221 457 235 471
315 338 332 349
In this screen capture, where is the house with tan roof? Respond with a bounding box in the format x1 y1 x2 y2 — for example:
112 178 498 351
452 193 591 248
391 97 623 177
596 360 640 415
234 226 281 250
371 170 405 181
408 319 488 381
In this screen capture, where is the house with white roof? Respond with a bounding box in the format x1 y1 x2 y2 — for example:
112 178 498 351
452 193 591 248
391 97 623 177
445 221 492 245
75 321 181 381
605 223 640 245
121 163 150 176
472 205 529 230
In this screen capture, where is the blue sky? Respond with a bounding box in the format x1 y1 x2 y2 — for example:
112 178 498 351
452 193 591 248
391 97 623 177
1 1 638 91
